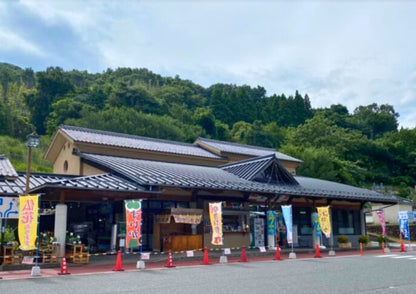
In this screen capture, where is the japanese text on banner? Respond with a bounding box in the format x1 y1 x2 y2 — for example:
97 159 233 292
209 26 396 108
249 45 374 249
125 200 142 249
18 195 39 251
317 206 332 238
209 202 223 245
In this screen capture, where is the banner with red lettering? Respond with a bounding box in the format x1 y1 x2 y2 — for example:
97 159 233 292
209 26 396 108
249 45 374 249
209 202 223 245
18 195 39 251
125 200 142 249
376 211 386 237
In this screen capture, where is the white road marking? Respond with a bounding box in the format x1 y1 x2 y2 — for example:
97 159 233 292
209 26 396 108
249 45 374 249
391 255 414 259
375 255 398 258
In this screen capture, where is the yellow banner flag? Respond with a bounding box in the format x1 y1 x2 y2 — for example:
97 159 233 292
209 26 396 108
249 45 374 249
209 202 223 245
18 195 39 251
317 206 332 238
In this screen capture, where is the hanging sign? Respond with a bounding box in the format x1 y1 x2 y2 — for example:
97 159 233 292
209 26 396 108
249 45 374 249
376 211 386 237
267 211 276 236
18 195 39 250
281 205 293 244
173 214 202 224
317 206 332 238
312 212 322 238
125 200 142 249
209 202 223 245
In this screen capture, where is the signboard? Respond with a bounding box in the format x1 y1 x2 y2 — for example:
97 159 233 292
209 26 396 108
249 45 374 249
398 211 414 222
254 218 265 247
0 197 19 219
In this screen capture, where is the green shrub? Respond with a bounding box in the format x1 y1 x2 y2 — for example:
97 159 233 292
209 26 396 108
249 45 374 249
377 235 387 244
358 235 369 245
337 235 349 244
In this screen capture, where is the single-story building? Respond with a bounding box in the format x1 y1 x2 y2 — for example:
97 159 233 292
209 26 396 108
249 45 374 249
1 125 400 257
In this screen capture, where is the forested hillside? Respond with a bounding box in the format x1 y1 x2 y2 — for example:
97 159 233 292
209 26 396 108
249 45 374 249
0 62 415 199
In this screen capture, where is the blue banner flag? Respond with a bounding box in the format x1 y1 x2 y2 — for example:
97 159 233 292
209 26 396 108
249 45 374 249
281 205 293 244
267 211 276 236
399 218 410 241
312 213 322 238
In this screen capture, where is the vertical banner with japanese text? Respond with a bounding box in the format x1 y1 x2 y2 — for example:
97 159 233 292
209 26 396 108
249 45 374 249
376 211 386 237
317 206 332 238
209 202 223 245
281 205 293 244
18 195 39 251
125 200 142 249
312 212 322 238
267 211 276 236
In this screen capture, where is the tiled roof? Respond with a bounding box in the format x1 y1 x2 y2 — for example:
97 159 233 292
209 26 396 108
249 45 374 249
0 173 72 196
60 125 223 159
196 137 302 162
77 152 398 204
220 154 298 185
0 155 18 178
33 173 145 193
0 172 145 196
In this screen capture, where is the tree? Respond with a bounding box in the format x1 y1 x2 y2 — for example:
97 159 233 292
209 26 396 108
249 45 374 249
25 67 74 134
350 103 398 139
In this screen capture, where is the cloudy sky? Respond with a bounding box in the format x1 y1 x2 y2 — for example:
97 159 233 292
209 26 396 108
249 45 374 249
1 0 416 128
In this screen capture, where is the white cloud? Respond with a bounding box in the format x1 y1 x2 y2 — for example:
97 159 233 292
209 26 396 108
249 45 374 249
3 0 416 128
0 28 45 57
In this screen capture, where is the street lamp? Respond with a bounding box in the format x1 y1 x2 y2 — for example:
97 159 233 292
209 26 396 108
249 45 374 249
24 132 41 276
25 132 40 195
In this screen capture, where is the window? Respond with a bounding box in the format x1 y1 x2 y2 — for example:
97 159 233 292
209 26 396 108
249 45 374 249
63 160 68 172
332 209 361 235
293 207 312 235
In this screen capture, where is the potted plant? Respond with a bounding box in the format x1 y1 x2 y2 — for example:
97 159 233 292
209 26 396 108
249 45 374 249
337 235 351 248
358 235 369 246
377 235 388 247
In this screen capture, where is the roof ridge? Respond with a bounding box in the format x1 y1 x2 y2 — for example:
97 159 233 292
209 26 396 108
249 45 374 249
61 125 198 148
197 137 277 152
220 154 275 168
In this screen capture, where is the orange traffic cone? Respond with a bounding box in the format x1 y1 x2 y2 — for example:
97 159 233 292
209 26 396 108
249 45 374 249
314 243 321 258
202 247 210 265
274 244 281 260
113 250 124 271
360 242 363 256
57 254 71 275
165 250 176 268
239 246 248 262
381 242 385 254
400 239 406 252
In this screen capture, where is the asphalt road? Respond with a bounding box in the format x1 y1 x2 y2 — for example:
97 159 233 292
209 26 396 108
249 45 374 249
1 253 416 294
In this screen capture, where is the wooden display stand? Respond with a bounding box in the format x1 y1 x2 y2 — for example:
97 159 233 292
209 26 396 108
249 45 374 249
2 245 21 265
66 244 90 263
42 243 61 263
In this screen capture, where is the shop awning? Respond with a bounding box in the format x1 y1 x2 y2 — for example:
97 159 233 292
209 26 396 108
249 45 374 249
156 208 203 224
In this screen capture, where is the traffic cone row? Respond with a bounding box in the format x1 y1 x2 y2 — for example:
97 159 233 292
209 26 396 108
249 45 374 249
113 250 124 271
58 254 70 275
240 246 248 262
274 244 281 260
165 250 175 268
202 247 210 265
